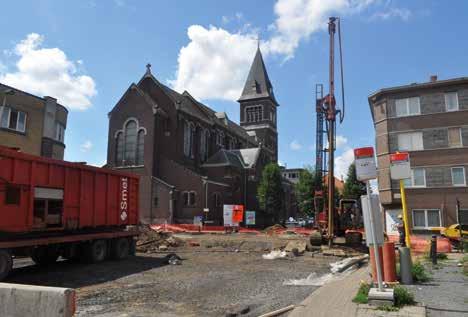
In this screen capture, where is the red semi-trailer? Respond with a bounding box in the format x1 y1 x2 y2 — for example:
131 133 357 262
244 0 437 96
0 146 140 280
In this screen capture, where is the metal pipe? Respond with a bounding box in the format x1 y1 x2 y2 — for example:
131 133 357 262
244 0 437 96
366 181 384 291
327 17 337 247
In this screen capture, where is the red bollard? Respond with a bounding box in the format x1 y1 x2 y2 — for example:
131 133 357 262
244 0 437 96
382 242 397 282
369 245 385 283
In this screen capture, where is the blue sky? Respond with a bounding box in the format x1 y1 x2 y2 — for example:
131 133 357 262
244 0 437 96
1 0 467 178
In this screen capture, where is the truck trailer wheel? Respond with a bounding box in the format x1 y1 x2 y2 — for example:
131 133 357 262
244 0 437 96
0 250 13 281
110 238 130 260
31 246 59 265
85 240 108 263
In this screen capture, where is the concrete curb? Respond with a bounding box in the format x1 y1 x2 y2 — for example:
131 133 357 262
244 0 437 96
0 283 75 317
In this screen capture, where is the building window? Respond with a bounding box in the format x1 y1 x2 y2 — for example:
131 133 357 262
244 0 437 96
55 122 65 143
412 209 441 229
0 106 27 133
245 105 263 122
200 129 209 162
136 129 145 165
183 121 195 158
398 132 423 151
216 131 225 148
448 127 462 148
124 120 137 165
445 92 459 112
404 168 426 188
451 167 466 186
395 97 420 117
114 119 145 167
115 131 124 166
183 191 196 206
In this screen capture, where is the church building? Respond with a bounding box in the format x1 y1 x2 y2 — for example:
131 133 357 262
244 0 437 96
106 47 293 225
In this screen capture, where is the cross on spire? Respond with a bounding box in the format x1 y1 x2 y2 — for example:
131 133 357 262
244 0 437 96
145 63 152 75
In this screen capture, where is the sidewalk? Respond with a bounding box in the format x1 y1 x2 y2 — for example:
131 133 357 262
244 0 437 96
288 265 426 317
288 266 368 317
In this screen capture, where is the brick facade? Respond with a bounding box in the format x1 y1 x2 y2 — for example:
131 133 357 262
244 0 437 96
369 77 468 232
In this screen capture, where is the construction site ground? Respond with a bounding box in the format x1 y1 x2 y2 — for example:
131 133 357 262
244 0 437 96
4 232 361 317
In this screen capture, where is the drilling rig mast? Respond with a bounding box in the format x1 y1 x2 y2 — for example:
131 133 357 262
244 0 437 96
323 17 345 247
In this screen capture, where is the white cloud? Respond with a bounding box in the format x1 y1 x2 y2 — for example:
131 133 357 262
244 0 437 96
0 33 96 110
170 25 258 100
264 0 376 58
170 0 377 101
290 140 303 151
370 7 411 21
80 140 93 152
335 135 348 149
335 147 354 180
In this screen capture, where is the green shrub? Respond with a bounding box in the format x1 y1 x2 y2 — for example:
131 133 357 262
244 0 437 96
412 262 430 282
353 282 371 304
394 286 415 307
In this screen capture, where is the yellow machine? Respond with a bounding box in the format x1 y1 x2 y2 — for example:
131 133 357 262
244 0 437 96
440 224 467 240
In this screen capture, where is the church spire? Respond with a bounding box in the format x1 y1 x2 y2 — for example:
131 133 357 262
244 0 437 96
238 46 278 106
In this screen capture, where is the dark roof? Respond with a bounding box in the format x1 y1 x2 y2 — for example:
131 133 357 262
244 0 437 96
229 148 261 168
238 47 278 105
202 149 245 169
368 77 468 100
0 82 68 113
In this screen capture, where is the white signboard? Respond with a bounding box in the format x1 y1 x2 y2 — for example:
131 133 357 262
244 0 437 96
390 152 411 180
223 205 234 227
354 147 377 181
361 194 384 246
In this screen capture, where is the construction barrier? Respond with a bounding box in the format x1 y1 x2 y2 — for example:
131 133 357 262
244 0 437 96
151 223 317 236
382 242 397 282
387 234 452 254
369 245 384 283
0 283 75 317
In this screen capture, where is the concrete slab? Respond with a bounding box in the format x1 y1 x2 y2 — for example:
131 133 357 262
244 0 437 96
0 283 75 317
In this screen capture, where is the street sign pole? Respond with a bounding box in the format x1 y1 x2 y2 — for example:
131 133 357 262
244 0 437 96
399 179 411 248
366 180 384 291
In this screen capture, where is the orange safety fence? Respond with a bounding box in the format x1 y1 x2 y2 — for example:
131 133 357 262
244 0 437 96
150 223 317 235
387 234 452 254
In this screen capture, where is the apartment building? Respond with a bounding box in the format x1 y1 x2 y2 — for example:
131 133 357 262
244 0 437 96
369 76 468 234
281 168 304 185
0 83 68 159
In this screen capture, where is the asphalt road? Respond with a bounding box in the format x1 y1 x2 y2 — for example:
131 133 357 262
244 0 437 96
6 250 339 317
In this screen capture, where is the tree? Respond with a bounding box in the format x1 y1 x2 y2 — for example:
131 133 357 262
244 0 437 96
295 167 319 217
257 163 284 223
343 163 366 201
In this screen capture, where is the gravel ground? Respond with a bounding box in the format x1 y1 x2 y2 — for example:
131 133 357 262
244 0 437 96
7 250 340 317
406 254 467 317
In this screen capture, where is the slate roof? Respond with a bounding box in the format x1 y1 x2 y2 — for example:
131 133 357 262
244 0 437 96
202 149 245 169
238 47 278 106
230 148 261 168
203 148 261 169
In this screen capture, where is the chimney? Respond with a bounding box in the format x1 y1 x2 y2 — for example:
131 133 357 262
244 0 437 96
430 75 438 83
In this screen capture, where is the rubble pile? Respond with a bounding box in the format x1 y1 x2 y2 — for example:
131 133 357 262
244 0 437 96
136 226 184 253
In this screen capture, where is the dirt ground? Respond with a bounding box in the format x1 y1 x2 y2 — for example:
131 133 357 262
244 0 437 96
6 234 345 317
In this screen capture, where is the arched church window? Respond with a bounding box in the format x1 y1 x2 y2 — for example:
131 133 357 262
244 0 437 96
183 121 195 158
200 129 210 162
114 118 146 167
115 131 124 166
136 129 145 165
124 120 137 165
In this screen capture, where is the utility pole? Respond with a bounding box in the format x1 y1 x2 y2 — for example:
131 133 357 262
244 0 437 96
326 17 338 247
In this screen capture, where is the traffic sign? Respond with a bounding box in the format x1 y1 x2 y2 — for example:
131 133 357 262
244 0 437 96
354 147 377 181
390 152 410 180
